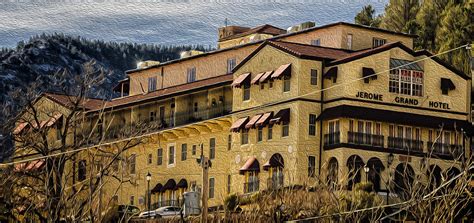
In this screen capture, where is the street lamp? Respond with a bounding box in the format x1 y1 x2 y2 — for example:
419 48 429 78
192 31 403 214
146 172 152 216
363 164 370 183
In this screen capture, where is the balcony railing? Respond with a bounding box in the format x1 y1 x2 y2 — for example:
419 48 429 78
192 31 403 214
347 132 384 147
427 142 463 156
151 199 181 209
267 174 284 190
324 132 340 146
77 103 231 145
243 180 259 194
388 137 423 151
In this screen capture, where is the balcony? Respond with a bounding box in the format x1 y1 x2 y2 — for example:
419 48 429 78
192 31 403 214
79 103 231 145
243 180 259 194
267 174 284 190
427 142 463 157
324 132 340 147
347 132 384 147
388 137 423 152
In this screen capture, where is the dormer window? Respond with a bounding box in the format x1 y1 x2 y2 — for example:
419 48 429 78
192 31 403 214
187 67 196 83
373 38 386 48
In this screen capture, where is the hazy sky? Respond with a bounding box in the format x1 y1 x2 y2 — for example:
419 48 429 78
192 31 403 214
0 0 388 48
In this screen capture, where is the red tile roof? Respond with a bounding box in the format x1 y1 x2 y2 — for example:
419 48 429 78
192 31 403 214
268 41 353 60
44 93 105 111
91 74 233 111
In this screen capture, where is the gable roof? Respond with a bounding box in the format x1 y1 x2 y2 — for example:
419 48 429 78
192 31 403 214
232 40 352 72
327 42 469 80
219 24 286 42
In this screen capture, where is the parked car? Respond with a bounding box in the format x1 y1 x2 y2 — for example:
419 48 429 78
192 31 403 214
138 210 158 219
155 206 181 218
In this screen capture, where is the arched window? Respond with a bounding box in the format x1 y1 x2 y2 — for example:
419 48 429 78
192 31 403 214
347 155 364 190
367 157 385 191
78 160 87 181
263 153 285 190
444 167 461 190
394 163 415 200
327 157 338 187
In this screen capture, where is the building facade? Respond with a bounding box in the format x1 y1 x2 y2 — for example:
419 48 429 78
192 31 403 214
11 21 471 212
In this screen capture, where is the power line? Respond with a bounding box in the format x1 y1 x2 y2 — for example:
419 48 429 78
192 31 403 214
0 43 471 167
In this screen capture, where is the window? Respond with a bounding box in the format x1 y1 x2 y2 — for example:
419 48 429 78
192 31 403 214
243 84 250 101
148 76 157 92
311 39 321 46
283 75 291 92
187 67 196 83
269 79 274 88
268 125 273 140
309 114 317 136
245 172 259 193
209 138 216 160
157 148 163 165
260 83 264 90
227 175 231 194
150 111 156 122
389 68 424 96
308 156 316 177
159 106 165 121
347 34 353 50
372 38 386 48
282 123 289 137
168 145 175 165
194 102 198 112
129 154 136 174
130 196 134 205
147 154 152 164
78 160 87 181
310 69 318 85
192 145 197 155
209 177 215 199
56 124 61 140
227 135 232 150
181 144 187 161
257 127 263 142
241 130 249 145
227 58 236 73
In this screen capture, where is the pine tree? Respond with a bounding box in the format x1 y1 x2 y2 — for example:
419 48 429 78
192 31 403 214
381 0 420 33
436 1 473 74
355 5 382 27
415 0 449 50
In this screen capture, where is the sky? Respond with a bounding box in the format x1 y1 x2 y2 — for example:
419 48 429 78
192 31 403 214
0 0 388 48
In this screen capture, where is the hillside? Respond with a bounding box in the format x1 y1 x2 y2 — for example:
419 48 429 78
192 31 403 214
0 34 211 105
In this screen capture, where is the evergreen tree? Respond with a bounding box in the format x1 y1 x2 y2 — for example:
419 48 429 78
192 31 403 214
415 0 449 50
354 5 382 27
381 0 420 33
436 1 473 74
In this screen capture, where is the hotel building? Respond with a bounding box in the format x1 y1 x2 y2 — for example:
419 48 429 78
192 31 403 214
12 21 472 211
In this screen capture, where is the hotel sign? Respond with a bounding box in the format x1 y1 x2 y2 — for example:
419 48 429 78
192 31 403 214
355 91 451 110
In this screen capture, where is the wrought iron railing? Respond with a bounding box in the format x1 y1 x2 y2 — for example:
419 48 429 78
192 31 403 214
347 132 384 147
388 137 423 151
427 142 463 156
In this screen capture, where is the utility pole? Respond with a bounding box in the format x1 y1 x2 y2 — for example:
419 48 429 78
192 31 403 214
199 143 210 223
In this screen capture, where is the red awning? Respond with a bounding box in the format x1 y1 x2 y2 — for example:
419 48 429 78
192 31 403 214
231 73 251 88
271 63 292 79
13 123 29 135
230 117 249 132
45 113 63 127
251 72 265 85
245 114 263 129
239 157 260 175
269 108 290 125
255 112 273 127
14 159 45 172
259 71 274 83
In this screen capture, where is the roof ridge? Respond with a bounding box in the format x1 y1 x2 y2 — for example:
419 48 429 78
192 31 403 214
271 40 354 52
